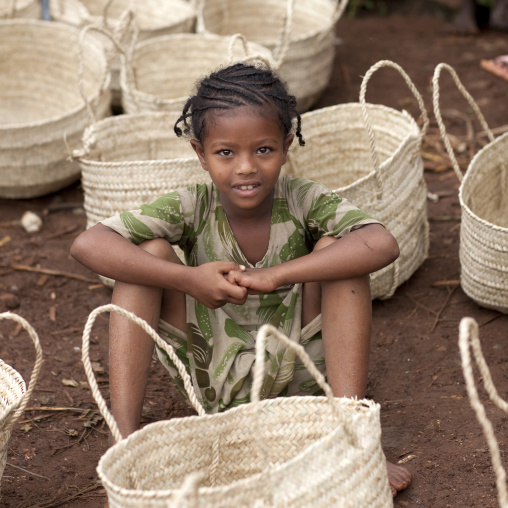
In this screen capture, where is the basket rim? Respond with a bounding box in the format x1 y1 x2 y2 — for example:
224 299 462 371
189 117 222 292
97 395 380 499
0 19 109 131
459 130 508 233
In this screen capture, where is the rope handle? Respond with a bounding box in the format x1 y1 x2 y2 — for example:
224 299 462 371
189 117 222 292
359 60 429 199
0 312 43 433
81 304 206 444
227 33 273 69
432 63 494 183
459 317 508 508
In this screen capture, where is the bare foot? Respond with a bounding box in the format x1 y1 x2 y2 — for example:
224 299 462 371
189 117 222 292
481 55 508 82
386 460 412 497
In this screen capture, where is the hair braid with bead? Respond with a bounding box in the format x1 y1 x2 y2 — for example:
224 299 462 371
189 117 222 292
174 63 305 146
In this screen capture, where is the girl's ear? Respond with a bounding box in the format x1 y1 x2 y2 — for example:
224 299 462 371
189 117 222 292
190 139 208 171
281 133 294 165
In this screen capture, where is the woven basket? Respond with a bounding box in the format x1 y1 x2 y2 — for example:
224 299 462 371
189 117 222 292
82 304 393 507
120 32 274 116
0 312 43 493
0 20 111 199
433 63 508 313
74 110 211 286
285 60 430 300
50 0 196 107
0 0 40 18
197 0 348 112
459 317 508 507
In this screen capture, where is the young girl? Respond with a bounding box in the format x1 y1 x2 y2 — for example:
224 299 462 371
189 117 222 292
71 62 410 497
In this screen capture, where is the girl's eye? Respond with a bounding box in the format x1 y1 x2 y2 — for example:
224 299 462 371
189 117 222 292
257 147 271 154
218 149 233 156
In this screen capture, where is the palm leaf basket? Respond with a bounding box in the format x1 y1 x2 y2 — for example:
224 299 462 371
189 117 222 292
120 32 274 116
50 0 197 106
0 0 40 18
0 20 111 199
433 63 508 313
74 110 211 286
82 304 393 508
0 313 43 494
196 0 349 112
285 60 430 300
459 317 508 507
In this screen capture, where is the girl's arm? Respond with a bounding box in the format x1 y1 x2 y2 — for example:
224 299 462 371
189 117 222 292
71 223 248 308
227 224 399 293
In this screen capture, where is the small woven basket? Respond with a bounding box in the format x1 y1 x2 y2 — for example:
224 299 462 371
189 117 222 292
0 20 111 199
0 0 40 18
120 32 274 116
459 317 508 508
50 0 196 106
82 304 393 507
433 63 508 313
197 0 348 111
74 110 211 286
0 312 43 494
285 60 430 300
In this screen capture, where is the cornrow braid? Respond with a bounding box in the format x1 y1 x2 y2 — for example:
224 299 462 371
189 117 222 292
174 62 305 146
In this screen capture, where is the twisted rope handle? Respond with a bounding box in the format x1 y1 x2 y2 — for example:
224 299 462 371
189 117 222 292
359 60 429 200
227 33 249 63
81 304 206 444
0 312 43 433
459 317 508 508
432 63 494 183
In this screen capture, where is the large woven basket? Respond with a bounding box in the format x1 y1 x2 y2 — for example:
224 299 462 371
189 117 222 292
0 312 43 494
74 110 211 286
197 0 348 112
120 32 274 116
285 60 430 300
0 0 40 18
433 63 508 313
50 0 196 106
459 317 508 507
82 304 393 507
0 20 111 199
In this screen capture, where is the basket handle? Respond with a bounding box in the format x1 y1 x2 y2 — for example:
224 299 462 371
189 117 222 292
359 60 429 199
82 304 206 444
459 317 508 508
227 33 273 68
0 312 43 433
432 63 495 183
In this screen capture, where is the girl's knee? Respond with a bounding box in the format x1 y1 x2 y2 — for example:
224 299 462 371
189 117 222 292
139 238 182 264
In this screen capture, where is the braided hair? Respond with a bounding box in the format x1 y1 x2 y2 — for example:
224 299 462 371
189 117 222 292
174 62 305 146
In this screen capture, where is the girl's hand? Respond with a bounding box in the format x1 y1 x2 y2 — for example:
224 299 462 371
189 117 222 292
226 267 279 295
188 262 248 309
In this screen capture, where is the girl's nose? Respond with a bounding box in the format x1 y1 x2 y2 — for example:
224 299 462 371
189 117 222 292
236 154 256 175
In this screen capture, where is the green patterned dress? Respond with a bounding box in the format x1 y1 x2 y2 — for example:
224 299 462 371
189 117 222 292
100 176 380 413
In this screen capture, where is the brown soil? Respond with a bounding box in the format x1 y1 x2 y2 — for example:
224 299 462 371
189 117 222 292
2 3 508 507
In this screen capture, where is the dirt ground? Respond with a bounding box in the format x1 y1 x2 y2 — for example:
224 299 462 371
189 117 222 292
1 2 508 507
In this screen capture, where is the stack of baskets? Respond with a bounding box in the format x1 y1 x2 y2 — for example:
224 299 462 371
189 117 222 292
196 0 348 111
120 32 274 116
50 0 197 106
0 19 111 199
285 60 430 300
0 313 43 494
0 0 40 19
433 63 508 313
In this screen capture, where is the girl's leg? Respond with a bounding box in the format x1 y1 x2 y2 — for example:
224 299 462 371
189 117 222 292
303 236 411 497
109 239 186 442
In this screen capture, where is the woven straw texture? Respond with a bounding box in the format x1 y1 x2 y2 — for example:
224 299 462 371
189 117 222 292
285 60 429 300
120 33 274 116
82 304 393 508
459 317 508 508
433 63 508 314
197 0 348 111
0 19 111 199
0 312 43 494
50 0 196 105
75 111 211 286
0 0 40 18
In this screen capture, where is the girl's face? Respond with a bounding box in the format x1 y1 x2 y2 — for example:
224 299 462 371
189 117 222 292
191 106 293 219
